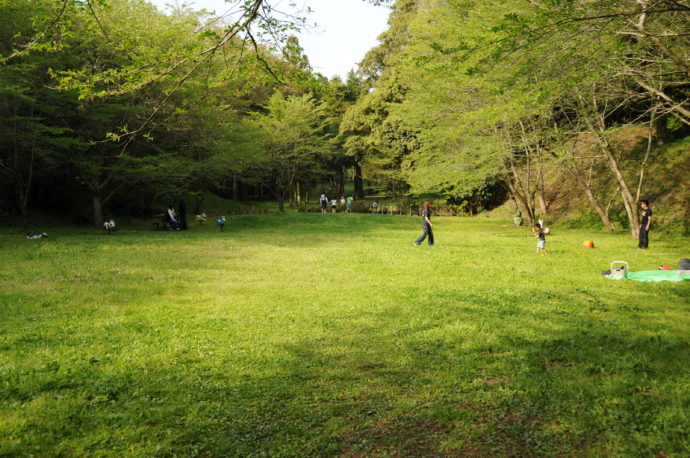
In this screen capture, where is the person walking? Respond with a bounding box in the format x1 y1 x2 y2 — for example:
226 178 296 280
638 199 653 249
414 201 434 246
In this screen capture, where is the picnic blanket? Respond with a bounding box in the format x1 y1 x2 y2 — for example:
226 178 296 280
607 270 690 283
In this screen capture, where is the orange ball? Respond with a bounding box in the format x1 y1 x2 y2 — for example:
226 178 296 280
582 240 595 248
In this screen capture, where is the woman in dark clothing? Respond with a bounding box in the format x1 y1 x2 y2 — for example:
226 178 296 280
637 199 652 249
414 201 434 246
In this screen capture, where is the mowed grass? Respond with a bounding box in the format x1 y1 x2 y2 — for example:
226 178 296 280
1 214 689 456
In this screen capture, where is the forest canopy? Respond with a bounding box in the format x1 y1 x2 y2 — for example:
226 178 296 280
1 0 688 234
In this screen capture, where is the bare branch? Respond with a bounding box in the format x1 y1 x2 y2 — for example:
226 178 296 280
634 78 690 122
246 29 284 84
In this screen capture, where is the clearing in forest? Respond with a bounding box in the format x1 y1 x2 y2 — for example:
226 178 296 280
1 214 688 455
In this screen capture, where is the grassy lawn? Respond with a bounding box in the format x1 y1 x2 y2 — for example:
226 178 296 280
1 214 689 456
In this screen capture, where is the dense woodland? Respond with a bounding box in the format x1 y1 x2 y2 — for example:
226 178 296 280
1 0 689 236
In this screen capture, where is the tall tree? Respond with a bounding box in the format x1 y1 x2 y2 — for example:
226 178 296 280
249 92 332 211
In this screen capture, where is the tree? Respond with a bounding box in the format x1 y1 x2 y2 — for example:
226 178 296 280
0 0 84 227
379 0 688 232
340 0 421 198
249 92 332 211
341 79 417 197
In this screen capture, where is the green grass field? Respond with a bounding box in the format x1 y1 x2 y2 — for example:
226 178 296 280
1 214 689 456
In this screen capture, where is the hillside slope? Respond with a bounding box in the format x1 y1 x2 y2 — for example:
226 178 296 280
540 128 689 234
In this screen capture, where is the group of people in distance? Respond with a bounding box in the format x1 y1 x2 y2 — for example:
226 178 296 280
319 192 354 214
165 194 654 252
318 196 654 251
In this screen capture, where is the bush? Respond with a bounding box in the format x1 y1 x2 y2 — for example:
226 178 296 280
352 201 371 213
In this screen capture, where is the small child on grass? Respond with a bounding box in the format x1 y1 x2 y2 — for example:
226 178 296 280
532 223 547 254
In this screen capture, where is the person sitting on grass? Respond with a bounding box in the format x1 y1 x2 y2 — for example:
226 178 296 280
166 205 179 231
533 222 547 254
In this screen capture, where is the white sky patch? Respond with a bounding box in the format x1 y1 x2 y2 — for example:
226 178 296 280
147 0 391 79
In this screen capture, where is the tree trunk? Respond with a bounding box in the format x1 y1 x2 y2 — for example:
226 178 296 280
580 100 640 237
16 177 31 230
19 192 29 230
571 167 616 231
178 199 188 230
296 181 301 206
193 194 204 215
517 121 540 219
537 147 548 214
338 166 345 197
354 162 364 198
596 130 640 237
7 144 35 230
509 189 520 213
538 190 548 215
553 151 616 231
232 175 239 201
636 105 657 203
504 170 535 225
277 199 284 212
505 157 536 225
92 193 104 228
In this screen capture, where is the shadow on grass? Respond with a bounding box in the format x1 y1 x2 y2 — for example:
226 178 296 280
6 213 416 249
187 311 687 455
5 283 689 456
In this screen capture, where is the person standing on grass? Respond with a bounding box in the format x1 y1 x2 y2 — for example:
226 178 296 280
331 198 337 214
638 199 653 249
414 201 434 246
320 192 328 213
346 195 353 213
533 223 547 254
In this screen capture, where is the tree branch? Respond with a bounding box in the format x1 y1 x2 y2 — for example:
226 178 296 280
634 78 690 122
1 0 70 62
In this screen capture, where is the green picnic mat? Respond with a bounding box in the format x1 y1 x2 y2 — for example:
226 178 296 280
607 270 690 282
